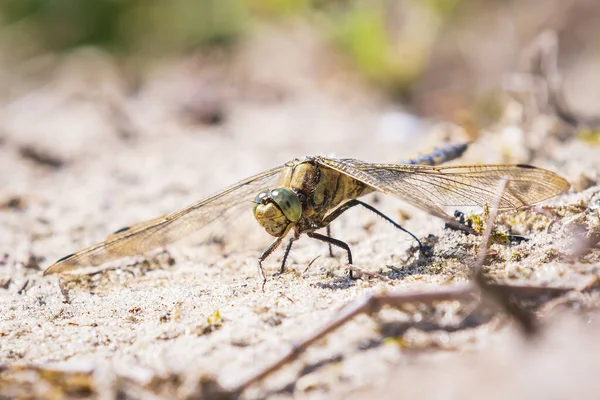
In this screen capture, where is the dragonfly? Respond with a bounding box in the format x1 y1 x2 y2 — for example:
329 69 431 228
43 143 570 282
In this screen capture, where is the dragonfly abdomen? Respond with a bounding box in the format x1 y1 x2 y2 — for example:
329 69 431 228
402 142 469 166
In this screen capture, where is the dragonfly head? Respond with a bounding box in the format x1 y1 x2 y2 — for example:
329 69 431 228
253 188 302 237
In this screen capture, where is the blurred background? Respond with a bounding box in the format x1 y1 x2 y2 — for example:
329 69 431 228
1 0 599 220
0 0 599 221
1 0 599 153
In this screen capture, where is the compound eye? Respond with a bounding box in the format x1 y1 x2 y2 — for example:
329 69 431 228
252 189 271 213
270 188 302 222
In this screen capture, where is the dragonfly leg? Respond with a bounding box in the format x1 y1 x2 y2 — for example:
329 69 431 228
306 231 354 278
258 236 284 284
279 237 296 275
322 199 423 250
326 225 334 257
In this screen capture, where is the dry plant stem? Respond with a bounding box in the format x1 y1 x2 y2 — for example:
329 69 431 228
474 178 508 269
226 284 476 394
17 279 30 295
302 255 322 274
528 30 600 128
473 178 538 335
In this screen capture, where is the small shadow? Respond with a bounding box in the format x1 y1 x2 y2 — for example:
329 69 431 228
311 275 354 290
19 145 65 169
378 312 492 339
299 354 344 377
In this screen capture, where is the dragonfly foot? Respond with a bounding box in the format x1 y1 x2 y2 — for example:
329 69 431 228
272 269 285 277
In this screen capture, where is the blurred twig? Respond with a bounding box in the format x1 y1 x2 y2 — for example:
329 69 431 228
526 31 600 128
226 283 476 394
507 30 600 130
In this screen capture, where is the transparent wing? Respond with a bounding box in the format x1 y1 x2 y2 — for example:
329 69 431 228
44 165 284 274
317 158 570 220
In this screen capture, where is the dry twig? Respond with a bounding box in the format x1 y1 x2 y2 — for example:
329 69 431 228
226 284 476 394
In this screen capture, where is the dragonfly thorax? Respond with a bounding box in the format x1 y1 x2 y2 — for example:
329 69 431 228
253 188 302 237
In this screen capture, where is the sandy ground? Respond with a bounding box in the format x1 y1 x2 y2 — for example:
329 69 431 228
1 31 600 399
